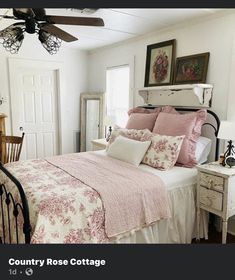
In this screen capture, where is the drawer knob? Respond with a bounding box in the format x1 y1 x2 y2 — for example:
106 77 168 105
207 196 213 206
208 179 213 188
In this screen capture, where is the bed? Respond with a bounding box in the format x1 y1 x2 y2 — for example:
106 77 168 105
0 107 220 244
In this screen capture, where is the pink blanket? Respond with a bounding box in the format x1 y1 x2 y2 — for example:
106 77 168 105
47 152 171 237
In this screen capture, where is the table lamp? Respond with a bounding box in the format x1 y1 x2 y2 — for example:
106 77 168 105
217 121 235 166
104 115 115 142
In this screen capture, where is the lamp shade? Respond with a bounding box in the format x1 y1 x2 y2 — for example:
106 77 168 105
217 121 235 141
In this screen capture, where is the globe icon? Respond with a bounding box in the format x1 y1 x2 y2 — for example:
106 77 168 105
25 268 33 276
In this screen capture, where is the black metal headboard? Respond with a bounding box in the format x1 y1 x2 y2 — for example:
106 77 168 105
140 106 220 161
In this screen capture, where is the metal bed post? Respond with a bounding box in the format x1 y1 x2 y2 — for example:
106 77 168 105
0 162 31 244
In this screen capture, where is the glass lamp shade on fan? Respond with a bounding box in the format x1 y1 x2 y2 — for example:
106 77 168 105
217 121 235 167
0 27 24 54
38 30 62 55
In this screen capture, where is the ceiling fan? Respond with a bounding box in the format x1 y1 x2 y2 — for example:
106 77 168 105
0 8 104 54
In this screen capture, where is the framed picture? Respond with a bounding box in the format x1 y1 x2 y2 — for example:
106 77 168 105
174 52 210 84
144 39 176 87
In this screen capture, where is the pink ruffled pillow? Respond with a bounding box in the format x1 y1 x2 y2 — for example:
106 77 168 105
127 107 161 116
126 112 158 131
161 105 179 114
153 109 207 167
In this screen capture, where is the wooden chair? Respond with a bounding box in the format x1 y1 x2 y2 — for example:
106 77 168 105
0 131 25 164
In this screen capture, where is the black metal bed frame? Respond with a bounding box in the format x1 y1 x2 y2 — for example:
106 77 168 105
0 163 31 244
0 107 220 244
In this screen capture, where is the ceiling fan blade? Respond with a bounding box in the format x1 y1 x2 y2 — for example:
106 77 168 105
13 8 35 17
0 24 24 40
0 24 21 34
32 8 46 20
45 15 104 26
0 15 15 19
41 24 78 42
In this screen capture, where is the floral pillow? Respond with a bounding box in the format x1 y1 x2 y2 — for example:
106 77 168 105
141 132 185 170
107 127 151 150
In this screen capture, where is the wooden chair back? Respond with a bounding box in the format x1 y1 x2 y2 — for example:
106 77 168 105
0 131 25 164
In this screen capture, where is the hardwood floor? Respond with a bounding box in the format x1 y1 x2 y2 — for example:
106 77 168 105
192 226 235 244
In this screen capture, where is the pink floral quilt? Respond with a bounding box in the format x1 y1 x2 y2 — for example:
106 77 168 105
0 152 170 243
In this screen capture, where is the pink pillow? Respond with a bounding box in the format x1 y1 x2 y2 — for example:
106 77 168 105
128 107 161 116
161 105 179 114
126 112 158 131
153 109 207 167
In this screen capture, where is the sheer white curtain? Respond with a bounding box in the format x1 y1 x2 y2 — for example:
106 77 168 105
106 65 130 128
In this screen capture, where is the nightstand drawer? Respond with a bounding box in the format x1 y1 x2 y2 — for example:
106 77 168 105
199 172 224 192
200 186 223 211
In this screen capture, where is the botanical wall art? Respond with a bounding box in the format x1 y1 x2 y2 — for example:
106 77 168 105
174 52 210 84
144 39 176 87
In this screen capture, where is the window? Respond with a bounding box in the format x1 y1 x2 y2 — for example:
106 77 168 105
106 65 130 128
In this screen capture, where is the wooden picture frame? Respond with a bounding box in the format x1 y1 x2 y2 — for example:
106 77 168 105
173 52 210 84
144 39 176 87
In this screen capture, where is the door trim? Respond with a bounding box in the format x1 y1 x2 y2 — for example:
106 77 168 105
8 58 63 155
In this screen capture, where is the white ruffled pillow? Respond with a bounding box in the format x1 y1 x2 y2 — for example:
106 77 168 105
195 136 212 164
107 135 151 167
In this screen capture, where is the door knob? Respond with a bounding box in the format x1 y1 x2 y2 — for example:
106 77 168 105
19 127 24 131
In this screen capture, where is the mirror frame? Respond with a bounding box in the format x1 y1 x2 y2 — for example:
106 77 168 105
80 92 105 152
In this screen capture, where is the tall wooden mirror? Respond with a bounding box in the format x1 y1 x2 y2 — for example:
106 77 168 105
80 93 104 152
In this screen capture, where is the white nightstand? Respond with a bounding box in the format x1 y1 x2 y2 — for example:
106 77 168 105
196 162 235 243
91 138 108 151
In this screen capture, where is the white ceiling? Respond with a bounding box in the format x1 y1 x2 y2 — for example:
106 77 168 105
0 8 225 50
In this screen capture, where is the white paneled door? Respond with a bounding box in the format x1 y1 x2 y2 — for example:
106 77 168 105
10 64 59 160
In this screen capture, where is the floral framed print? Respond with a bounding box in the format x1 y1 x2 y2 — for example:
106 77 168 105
173 52 210 84
144 39 176 87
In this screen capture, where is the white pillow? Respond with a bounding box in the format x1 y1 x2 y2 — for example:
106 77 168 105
107 135 151 166
195 136 212 164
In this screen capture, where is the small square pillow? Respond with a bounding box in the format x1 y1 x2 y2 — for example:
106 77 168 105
126 112 158 131
152 109 207 167
107 135 151 166
141 132 185 170
107 127 150 150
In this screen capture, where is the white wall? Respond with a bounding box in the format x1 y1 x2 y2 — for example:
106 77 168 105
87 11 235 235
0 35 88 154
87 11 235 121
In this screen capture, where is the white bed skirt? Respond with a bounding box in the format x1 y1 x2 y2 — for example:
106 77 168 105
112 183 207 244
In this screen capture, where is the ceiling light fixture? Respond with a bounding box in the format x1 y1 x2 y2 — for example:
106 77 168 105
0 26 25 54
38 30 62 55
0 25 62 55
67 8 99 14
